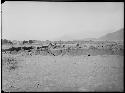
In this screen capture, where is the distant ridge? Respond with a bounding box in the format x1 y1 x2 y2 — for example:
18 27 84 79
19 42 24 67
51 28 124 41
98 28 124 41
82 38 97 41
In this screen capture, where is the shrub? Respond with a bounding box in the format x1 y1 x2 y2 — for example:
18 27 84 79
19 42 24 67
2 56 18 71
89 45 97 50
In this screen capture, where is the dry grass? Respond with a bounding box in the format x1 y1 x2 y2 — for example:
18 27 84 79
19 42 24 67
2 54 123 92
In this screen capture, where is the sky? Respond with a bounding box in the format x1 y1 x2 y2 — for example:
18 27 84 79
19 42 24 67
2 2 124 41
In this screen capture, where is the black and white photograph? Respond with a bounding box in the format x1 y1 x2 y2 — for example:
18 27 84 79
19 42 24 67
1 2 124 92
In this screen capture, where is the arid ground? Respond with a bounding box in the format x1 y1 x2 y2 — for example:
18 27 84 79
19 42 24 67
2 54 123 92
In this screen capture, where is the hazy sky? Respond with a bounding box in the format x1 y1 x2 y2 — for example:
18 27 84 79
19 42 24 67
2 2 124 41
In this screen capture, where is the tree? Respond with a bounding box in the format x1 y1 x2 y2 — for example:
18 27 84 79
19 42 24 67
2 39 12 44
23 40 28 44
76 43 79 47
29 40 34 44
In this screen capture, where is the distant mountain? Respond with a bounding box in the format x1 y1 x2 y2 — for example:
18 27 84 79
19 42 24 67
83 38 97 41
98 28 124 41
53 35 77 41
53 28 124 41
53 34 98 41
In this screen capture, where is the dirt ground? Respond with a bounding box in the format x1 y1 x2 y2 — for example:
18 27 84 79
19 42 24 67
2 55 124 92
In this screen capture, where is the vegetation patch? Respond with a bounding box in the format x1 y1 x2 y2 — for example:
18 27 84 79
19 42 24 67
2 56 19 71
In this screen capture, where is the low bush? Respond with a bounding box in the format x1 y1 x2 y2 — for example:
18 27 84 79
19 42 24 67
2 56 18 71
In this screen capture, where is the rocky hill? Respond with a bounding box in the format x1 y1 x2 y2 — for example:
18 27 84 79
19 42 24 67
98 28 124 41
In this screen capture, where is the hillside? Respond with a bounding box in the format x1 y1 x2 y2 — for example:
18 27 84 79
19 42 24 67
98 28 124 41
53 28 124 41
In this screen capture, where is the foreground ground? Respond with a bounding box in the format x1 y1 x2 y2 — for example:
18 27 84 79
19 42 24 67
2 54 123 92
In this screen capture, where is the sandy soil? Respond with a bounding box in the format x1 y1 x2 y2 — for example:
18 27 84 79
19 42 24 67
2 55 124 92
